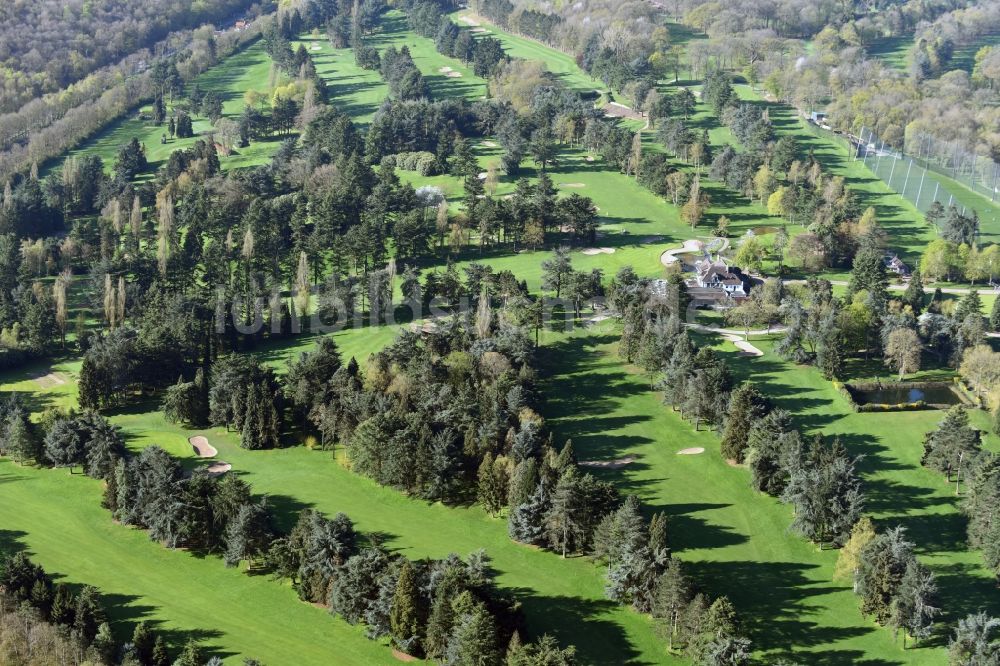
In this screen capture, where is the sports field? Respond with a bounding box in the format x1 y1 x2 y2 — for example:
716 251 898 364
5 7 1000 666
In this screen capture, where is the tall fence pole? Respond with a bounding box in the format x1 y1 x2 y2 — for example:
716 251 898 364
991 162 998 201
855 126 866 161
903 159 914 199
916 165 927 209
888 154 899 190
933 182 940 204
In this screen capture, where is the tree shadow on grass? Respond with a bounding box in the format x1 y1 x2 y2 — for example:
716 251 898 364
684 559 879 655
504 586 650 665
0 529 233 658
654 503 748 552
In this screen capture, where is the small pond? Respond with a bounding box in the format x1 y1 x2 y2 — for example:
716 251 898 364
850 384 963 407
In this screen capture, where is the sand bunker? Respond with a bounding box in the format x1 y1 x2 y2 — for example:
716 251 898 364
438 66 453 73
579 456 636 469
559 182 586 188
585 314 613 326
478 171 488 179
481 140 498 148
585 156 595 162
660 238 706 266
459 15 481 26
678 447 705 455
206 461 232 476
603 102 644 121
581 247 615 255
189 436 217 458
446 71 463 78
34 372 67 389
471 27 490 33
393 649 418 662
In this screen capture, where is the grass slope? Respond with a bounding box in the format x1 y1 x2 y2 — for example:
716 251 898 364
47 40 285 178
540 322 1000 664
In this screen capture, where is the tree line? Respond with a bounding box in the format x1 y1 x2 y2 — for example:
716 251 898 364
0 551 244 666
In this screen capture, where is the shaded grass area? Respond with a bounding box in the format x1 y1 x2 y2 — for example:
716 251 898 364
0 461 393 665
0 323 677 666
867 35 912 71
540 322 1000 664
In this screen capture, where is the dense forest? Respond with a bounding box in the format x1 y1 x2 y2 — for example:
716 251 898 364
0 0 264 112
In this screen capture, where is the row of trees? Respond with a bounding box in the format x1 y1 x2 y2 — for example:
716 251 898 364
407 1 508 79
615 266 866 549
101 439 574 663
836 522 939 647
0 552 226 666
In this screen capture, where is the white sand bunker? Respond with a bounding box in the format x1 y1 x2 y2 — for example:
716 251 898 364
446 71 463 78
189 436 217 458
661 238 706 266
471 27 490 33
34 372 67 389
678 447 705 455
559 182 586 188
585 156 595 162
582 247 615 255
438 66 453 73
478 171 488 179
206 461 232 476
459 15 481 26
481 140 498 148
310 43 321 51
579 456 636 469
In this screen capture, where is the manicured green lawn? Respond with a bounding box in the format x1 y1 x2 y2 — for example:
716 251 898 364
46 40 285 178
450 12 606 97
868 35 913 71
11 9 1000 666
540 322 1000 664
0 322 678 666
0 460 393 665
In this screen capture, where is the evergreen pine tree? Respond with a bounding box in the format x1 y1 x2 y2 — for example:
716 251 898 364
132 620 155 665
991 296 1000 332
922 406 982 479
151 635 170 666
508 483 549 545
847 230 888 308
652 559 691 650
719 382 769 463
901 269 925 315
174 640 202 666
390 560 423 655
507 458 538 510
445 602 501 666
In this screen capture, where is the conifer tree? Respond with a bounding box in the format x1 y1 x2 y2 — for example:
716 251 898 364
132 620 155 665
922 406 982 480
901 269 925 315
720 382 769 463
653 559 691 650
508 483 549 545
390 560 423 655
152 635 170 666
